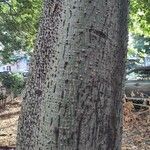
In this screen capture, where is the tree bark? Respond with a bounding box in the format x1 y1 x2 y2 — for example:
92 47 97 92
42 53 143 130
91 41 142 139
17 0 128 150
16 1 63 149
37 0 128 150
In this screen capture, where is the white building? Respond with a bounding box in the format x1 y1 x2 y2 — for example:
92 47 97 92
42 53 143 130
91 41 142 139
144 56 150 66
0 55 29 73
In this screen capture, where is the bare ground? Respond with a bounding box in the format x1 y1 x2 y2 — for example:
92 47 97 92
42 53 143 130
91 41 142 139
0 98 149 149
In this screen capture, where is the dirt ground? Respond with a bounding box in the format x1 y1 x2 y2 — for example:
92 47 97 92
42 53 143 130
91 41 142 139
122 102 150 150
0 98 149 149
0 97 21 147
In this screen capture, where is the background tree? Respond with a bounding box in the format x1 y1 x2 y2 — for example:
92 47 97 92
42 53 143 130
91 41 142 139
130 0 150 36
0 0 42 62
132 35 150 55
127 34 150 69
0 0 149 63
17 0 128 150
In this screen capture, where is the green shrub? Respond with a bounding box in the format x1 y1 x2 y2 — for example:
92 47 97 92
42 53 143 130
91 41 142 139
0 72 25 97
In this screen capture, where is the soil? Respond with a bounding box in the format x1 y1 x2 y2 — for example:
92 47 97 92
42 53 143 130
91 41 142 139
122 102 150 150
0 98 21 148
0 98 149 149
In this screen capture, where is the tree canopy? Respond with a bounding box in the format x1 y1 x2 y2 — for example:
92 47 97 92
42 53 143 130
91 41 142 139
0 0 149 62
0 0 42 63
130 0 150 36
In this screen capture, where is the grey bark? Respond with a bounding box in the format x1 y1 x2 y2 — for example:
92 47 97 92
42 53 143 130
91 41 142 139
16 1 63 149
17 0 128 150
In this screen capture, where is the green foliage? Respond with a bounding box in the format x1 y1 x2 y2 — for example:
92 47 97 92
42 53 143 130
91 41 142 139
0 72 25 97
11 73 25 97
0 0 149 63
128 34 150 58
0 0 43 62
0 93 7 100
132 35 150 54
130 0 150 36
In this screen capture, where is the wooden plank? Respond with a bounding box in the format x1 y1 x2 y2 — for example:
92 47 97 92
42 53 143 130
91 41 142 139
125 97 150 102
0 147 15 150
132 103 150 108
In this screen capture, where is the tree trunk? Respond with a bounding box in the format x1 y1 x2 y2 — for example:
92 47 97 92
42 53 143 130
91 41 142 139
17 0 128 150
16 1 63 149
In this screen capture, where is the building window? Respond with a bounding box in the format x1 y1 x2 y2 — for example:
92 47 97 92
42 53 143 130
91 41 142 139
3 67 5 70
6 66 11 72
